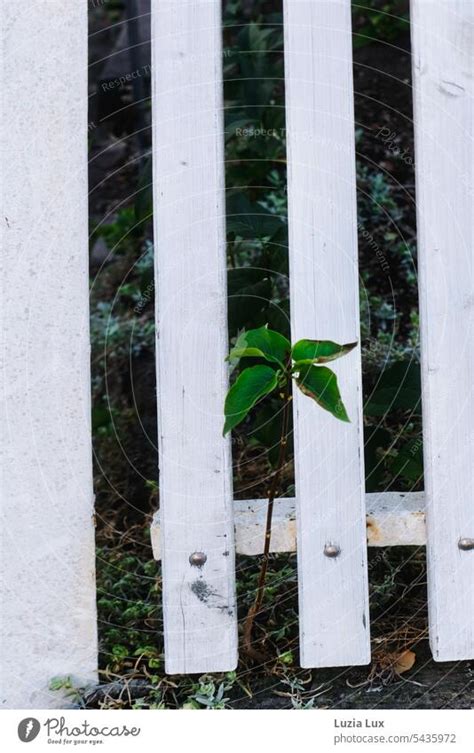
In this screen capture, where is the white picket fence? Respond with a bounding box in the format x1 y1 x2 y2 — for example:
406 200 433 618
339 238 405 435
0 0 472 708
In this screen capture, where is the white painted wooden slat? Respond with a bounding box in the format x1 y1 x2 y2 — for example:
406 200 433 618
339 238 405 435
151 491 427 559
411 0 474 661
284 0 370 667
0 2 97 707
151 0 238 673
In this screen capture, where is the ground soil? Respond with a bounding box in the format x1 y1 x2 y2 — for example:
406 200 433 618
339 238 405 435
229 643 472 709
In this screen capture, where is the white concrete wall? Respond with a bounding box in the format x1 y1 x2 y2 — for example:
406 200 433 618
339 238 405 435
0 1 97 708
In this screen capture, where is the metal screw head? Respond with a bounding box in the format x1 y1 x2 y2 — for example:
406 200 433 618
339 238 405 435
323 543 341 558
189 551 207 567
458 537 474 551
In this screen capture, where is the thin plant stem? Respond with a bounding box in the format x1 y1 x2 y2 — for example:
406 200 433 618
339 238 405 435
243 375 292 660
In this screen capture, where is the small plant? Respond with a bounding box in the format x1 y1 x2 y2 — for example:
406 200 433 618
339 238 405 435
50 676 87 706
224 325 356 659
183 673 236 710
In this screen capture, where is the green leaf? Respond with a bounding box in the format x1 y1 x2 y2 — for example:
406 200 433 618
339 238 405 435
265 298 291 340
390 438 423 485
228 279 272 336
265 225 289 276
224 111 260 143
292 339 357 365
226 193 285 240
223 365 279 435
295 365 350 422
227 266 267 293
364 361 421 417
227 268 272 336
364 426 391 492
228 325 291 368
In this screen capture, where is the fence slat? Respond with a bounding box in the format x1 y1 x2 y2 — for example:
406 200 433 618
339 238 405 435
411 0 474 661
284 0 370 667
151 0 238 673
0 2 97 707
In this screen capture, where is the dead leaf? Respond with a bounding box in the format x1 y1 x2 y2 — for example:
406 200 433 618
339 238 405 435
393 649 416 675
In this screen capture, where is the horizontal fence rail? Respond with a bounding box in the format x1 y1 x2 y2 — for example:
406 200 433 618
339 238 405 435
152 492 427 559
